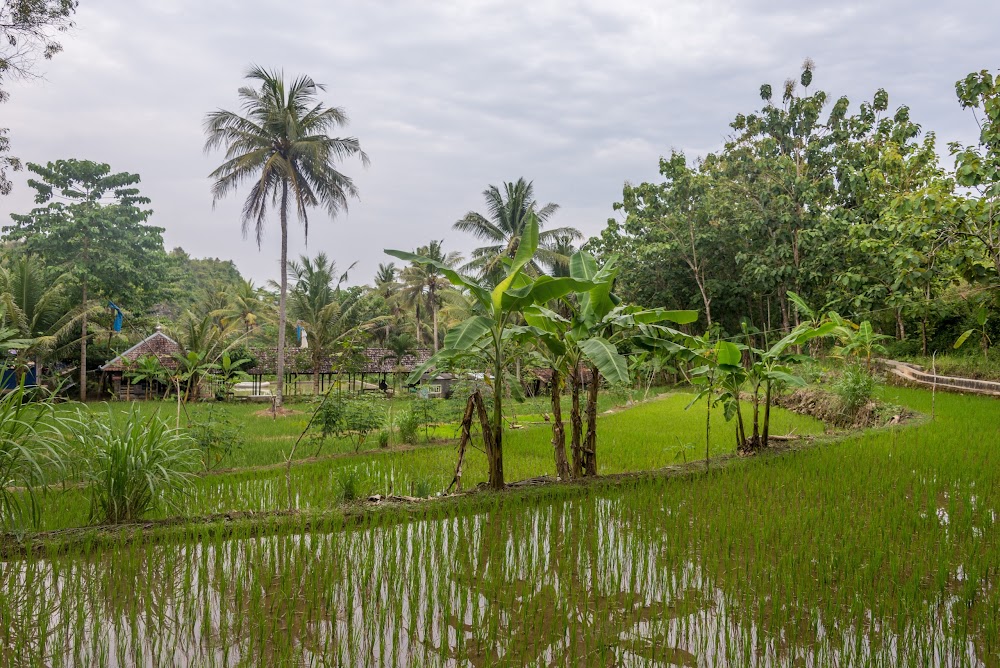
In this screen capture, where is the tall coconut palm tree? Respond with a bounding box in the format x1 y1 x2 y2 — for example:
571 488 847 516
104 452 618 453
398 240 462 352
204 66 368 406
453 178 582 284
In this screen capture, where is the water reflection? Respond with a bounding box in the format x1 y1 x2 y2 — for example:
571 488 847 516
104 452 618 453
1 492 993 667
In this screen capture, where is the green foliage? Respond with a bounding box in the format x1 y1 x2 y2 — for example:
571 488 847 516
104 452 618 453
75 405 196 524
313 396 386 453
0 383 65 530
336 468 361 502
834 364 878 417
397 408 421 445
187 407 244 470
4 159 168 309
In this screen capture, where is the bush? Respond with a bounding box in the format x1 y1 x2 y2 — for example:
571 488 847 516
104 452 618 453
75 406 197 524
312 396 385 452
397 408 420 445
187 408 244 469
377 430 390 448
0 384 66 530
834 364 877 417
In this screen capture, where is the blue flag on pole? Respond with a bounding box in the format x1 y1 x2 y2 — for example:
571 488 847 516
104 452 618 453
108 302 124 333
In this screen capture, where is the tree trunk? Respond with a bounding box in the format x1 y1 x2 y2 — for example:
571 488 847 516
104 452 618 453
276 182 289 407
80 276 87 402
550 368 570 480
570 368 583 478
582 364 600 477
762 380 772 448
431 296 439 353
474 387 503 490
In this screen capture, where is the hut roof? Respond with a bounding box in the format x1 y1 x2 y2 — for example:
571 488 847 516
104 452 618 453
246 347 432 375
100 329 182 372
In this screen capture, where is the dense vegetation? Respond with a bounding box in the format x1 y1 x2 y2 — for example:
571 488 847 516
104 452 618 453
3 4 1000 664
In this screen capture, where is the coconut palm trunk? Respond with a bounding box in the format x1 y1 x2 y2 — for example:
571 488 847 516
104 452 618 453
276 183 288 406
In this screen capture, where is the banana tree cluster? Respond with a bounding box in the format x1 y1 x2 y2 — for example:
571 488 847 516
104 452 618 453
386 213 591 489
515 251 697 479
688 322 835 457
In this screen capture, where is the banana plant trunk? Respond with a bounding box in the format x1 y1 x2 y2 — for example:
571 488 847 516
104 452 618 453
570 368 583 478
582 363 600 477
550 368 570 480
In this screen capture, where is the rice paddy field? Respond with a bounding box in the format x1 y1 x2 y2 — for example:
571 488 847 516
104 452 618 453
3 386 1000 666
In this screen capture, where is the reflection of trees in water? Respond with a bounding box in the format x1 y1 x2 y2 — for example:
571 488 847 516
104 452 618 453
4 487 997 666
423 499 709 666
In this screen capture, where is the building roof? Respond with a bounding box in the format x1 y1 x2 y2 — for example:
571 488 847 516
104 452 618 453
246 346 433 375
100 329 182 372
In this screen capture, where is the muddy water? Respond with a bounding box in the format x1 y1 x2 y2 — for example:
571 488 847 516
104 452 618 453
1 494 992 667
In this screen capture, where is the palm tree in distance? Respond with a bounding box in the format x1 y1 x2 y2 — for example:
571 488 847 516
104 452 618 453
399 240 462 352
204 65 368 406
454 178 582 284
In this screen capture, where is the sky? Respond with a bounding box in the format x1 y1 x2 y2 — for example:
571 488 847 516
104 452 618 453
1 0 997 288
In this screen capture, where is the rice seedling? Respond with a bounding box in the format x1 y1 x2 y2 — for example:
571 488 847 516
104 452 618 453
3 386 996 666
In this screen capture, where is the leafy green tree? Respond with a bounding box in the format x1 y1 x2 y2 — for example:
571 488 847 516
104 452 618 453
950 70 1000 283
454 178 581 283
204 66 368 406
0 254 86 372
615 151 721 327
0 0 78 195
4 159 166 400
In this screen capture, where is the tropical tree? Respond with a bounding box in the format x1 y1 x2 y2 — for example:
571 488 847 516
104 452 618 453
454 178 581 283
398 240 462 351
285 252 383 393
214 278 271 336
0 0 78 196
520 252 697 477
5 159 167 400
204 65 368 406
0 255 87 373
950 70 1000 283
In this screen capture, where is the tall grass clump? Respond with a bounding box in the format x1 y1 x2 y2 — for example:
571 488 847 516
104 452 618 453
75 405 197 524
833 363 877 416
0 383 65 530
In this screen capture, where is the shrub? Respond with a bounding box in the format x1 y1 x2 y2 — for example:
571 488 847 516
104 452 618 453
377 430 390 448
187 408 244 469
0 384 66 530
397 408 420 445
312 396 385 452
76 406 197 524
834 364 877 417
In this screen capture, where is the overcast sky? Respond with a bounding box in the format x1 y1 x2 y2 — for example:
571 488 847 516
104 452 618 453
1 1 997 288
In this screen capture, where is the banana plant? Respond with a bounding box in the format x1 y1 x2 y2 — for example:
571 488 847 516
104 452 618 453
955 305 992 360
516 251 697 478
688 321 835 455
386 213 590 489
